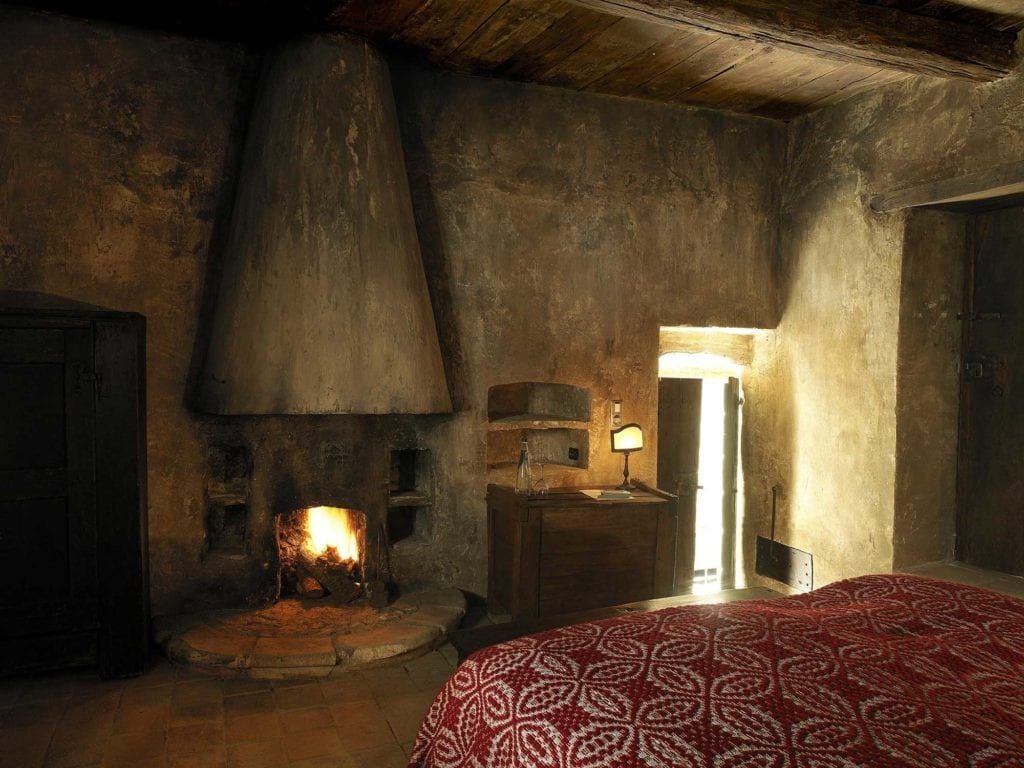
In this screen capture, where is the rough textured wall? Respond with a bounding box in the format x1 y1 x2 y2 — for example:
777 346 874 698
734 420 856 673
395 68 785 592
893 210 964 568
774 61 1024 586
0 9 255 614
0 10 785 613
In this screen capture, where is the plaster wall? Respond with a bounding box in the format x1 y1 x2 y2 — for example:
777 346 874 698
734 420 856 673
773 62 1024 586
0 9 786 613
0 9 254 613
396 68 785 594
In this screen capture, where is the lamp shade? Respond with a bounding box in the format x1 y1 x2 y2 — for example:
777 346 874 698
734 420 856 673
610 423 644 453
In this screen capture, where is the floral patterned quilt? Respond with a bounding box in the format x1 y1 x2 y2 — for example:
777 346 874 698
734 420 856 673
409 574 1024 767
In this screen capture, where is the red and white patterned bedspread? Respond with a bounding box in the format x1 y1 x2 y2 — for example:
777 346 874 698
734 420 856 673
409 574 1024 767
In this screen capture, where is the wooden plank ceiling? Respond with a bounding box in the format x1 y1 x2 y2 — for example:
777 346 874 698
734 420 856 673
328 0 1023 119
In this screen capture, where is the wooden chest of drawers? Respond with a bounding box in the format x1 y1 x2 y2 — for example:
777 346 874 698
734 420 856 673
487 484 677 623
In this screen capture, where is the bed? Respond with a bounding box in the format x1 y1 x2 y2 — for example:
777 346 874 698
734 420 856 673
409 574 1024 767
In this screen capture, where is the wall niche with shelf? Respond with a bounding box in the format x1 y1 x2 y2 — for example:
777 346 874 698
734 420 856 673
487 382 590 423
486 382 592 473
387 448 433 545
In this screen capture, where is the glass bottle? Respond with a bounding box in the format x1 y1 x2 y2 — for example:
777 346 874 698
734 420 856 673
535 463 549 495
515 439 533 495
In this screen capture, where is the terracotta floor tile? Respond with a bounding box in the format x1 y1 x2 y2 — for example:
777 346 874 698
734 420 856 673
223 692 274 720
169 701 223 726
377 693 432 744
354 669 417 699
1 700 66 730
99 758 164 768
223 712 282 744
120 687 172 710
287 756 358 768
167 745 225 768
169 684 224 729
59 694 120 738
317 680 372 706
102 729 165 765
402 653 453 694
334 716 396 751
220 680 271 699
281 728 344 762
112 704 170 736
172 681 223 707
352 743 409 768
166 721 224 757
61 676 124 704
17 678 78 704
122 663 175 690
436 644 459 668
2 724 54 768
277 706 334 735
49 725 111 755
226 739 287 768
44 738 106 768
271 685 323 712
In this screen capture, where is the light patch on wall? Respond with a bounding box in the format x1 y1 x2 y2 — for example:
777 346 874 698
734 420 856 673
659 351 743 380
658 347 747 591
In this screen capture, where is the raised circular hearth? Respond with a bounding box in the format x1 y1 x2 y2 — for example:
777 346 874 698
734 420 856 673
153 588 465 679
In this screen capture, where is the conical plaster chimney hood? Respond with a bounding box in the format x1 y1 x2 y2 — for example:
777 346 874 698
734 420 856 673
198 35 451 415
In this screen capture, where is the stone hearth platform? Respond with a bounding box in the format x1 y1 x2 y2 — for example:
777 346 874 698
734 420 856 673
154 588 465 679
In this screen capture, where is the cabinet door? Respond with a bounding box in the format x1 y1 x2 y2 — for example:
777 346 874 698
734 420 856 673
538 504 660 616
0 326 98 649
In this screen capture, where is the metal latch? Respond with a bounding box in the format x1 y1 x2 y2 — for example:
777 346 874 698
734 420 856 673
962 360 990 380
958 312 1006 321
75 365 102 395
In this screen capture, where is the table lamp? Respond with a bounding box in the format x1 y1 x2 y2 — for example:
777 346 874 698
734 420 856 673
610 423 644 490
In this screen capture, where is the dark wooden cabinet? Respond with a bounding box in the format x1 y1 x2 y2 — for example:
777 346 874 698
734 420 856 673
0 292 148 677
487 485 677 623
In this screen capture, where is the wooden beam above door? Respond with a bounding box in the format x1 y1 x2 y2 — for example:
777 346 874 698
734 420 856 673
564 0 1019 81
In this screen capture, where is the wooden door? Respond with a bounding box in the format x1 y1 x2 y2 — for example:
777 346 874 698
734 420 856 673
720 377 740 589
0 325 99 663
957 207 1024 576
658 378 701 592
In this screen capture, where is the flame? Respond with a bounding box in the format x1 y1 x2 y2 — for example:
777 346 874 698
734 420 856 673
302 506 361 562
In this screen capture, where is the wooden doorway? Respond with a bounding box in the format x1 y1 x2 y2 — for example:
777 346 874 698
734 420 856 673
657 376 740 594
957 205 1024 576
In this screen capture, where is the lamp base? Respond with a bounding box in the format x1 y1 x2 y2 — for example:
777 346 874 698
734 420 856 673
618 451 636 491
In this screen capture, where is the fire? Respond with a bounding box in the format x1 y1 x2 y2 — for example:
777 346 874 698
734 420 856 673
302 506 361 563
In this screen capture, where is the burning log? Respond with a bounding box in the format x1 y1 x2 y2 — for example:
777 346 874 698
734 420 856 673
297 576 325 599
276 506 366 603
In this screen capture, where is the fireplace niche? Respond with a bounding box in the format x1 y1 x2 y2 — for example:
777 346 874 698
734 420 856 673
276 505 367 603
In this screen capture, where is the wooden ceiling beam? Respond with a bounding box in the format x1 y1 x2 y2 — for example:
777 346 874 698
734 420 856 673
563 0 1019 81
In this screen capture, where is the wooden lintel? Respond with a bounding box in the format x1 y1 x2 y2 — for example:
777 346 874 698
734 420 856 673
565 0 1019 82
871 162 1024 213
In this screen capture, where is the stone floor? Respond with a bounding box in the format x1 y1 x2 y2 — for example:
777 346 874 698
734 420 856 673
0 646 458 768
4 562 1024 768
903 560 1024 598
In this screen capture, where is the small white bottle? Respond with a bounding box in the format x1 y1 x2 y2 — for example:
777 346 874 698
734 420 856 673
515 439 533 495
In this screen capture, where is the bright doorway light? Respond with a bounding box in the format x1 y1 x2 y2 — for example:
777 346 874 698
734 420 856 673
658 351 743 595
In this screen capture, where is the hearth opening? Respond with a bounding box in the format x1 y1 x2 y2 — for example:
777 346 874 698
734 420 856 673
275 506 367 602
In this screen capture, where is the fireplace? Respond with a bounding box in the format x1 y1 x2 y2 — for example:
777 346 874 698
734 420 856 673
154 432 465 678
276 506 366 602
